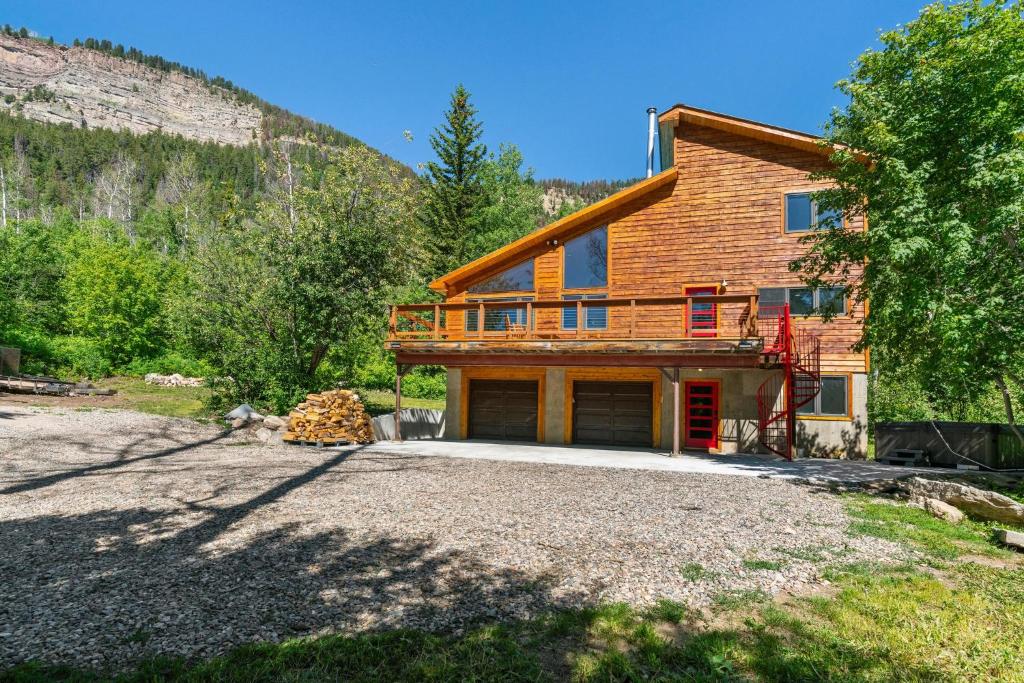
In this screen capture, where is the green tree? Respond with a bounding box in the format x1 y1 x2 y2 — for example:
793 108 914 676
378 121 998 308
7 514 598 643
469 144 544 260
421 85 487 278
794 0 1024 439
181 145 419 411
62 234 170 366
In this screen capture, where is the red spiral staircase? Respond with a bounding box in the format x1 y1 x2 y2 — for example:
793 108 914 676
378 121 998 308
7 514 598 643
756 305 821 460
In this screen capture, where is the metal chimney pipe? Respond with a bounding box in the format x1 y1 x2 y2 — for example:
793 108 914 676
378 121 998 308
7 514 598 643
646 107 657 178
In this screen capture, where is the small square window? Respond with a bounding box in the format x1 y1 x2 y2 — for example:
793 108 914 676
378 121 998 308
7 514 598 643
796 375 849 417
816 206 843 231
786 193 813 233
817 287 847 316
789 288 815 316
819 376 848 416
785 192 843 233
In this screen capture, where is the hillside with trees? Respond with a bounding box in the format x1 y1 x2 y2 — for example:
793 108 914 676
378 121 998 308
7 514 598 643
0 73 549 412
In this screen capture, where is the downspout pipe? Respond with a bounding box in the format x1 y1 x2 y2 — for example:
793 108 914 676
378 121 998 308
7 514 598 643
646 107 658 178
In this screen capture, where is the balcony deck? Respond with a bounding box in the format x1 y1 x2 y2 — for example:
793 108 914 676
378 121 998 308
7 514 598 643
386 294 787 368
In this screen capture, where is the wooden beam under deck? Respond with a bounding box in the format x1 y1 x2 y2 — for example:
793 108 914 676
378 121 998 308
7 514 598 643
394 352 766 369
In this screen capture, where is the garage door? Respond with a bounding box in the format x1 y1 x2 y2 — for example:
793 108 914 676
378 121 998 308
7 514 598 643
468 379 539 441
572 381 653 447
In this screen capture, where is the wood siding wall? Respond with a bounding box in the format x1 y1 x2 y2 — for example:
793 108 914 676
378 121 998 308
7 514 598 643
446 123 866 373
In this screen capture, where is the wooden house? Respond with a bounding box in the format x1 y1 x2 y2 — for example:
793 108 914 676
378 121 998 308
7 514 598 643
386 104 868 459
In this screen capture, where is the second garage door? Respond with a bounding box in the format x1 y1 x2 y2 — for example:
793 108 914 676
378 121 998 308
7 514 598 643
572 381 653 447
468 379 539 441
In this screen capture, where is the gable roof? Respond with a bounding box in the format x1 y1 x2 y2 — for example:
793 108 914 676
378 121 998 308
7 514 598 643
428 167 678 293
429 103 860 294
659 103 841 158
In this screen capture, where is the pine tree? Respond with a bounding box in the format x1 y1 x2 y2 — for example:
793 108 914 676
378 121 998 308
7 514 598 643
420 84 487 278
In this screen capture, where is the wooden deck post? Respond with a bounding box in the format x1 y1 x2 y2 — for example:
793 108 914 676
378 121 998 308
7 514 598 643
433 304 441 340
672 368 681 456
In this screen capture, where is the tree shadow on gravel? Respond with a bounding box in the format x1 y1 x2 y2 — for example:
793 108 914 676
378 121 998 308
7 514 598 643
0 505 954 683
0 428 238 496
0 503 583 677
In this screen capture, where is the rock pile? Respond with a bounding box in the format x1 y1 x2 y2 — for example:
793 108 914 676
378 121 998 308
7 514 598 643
144 373 204 387
283 390 375 444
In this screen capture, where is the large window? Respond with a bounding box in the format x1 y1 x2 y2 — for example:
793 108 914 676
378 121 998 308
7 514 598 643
562 294 608 330
785 192 843 233
796 375 849 417
467 260 534 294
758 286 847 316
563 226 607 289
465 297 534 332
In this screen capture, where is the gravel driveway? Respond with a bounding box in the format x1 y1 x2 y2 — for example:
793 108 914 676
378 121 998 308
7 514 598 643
0 405 900 670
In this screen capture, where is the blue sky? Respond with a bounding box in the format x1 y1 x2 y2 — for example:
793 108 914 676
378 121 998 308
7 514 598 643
5 0 927 180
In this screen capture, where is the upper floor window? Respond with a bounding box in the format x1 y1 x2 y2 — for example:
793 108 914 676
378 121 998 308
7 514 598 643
785 192 843 233
758 286 847 316
467 259 534 294
563 226 607 289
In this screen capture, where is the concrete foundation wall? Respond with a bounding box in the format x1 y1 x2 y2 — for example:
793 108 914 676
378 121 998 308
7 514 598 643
444 368 462 439
373 409 445 441
543 368 566 444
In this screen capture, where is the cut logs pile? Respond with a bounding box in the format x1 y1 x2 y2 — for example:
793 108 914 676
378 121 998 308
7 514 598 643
283 389 375 444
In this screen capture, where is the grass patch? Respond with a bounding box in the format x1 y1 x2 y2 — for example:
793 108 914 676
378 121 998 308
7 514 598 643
678 562 717 582
741 558 786 571
357 388 446 416
95 377 214 420
712 589 770 612
643 598 688 624
845 494 1013 561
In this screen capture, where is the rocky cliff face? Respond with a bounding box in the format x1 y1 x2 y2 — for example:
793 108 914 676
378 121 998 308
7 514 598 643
0 35 261 146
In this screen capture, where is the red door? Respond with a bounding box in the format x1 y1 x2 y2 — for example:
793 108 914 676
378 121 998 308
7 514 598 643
684 381 719 449
684 286 717 337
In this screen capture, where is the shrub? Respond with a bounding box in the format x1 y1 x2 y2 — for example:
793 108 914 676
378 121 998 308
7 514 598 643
402 369 446 399
49 336 113 379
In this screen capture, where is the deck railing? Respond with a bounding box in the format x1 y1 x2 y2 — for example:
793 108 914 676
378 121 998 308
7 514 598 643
388 293 783 344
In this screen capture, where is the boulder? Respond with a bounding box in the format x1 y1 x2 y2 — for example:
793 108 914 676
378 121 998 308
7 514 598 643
995 528 1024 552
901 477 1024 526
255 427 273 443
921 497 964 524
262 415 286 431
230 417 249 430
225 404 264 422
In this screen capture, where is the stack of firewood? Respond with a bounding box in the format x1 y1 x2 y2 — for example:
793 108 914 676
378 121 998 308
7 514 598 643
282 389 375 444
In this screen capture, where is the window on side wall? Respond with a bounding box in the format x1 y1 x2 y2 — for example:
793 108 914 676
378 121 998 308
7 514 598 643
757 287 847 316
785 192 843 233
796 375 849 417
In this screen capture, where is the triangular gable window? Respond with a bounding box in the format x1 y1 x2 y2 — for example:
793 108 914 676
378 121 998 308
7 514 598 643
466 259 534 293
